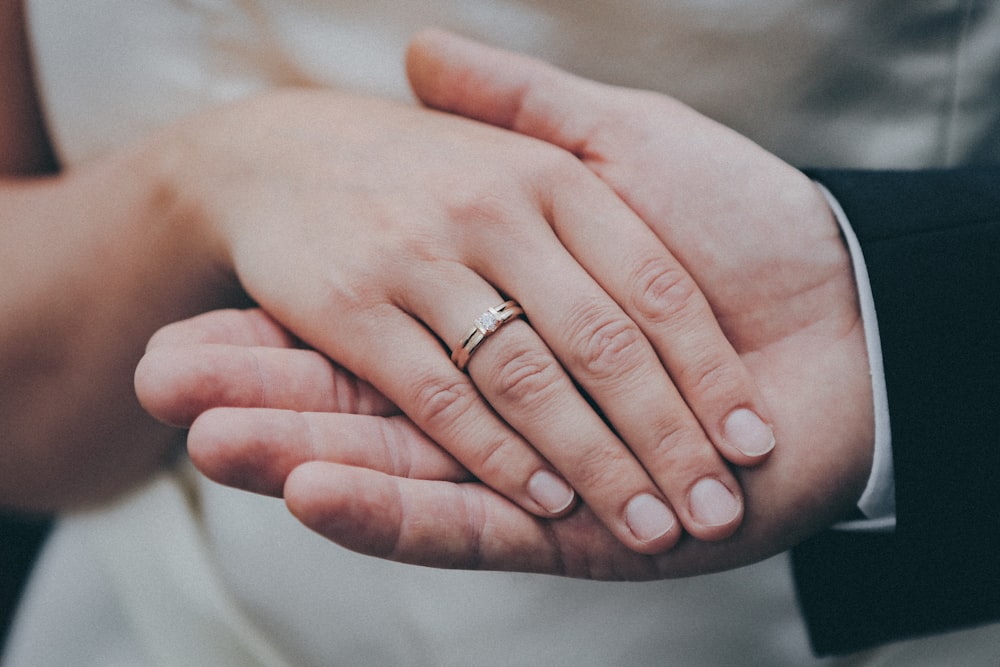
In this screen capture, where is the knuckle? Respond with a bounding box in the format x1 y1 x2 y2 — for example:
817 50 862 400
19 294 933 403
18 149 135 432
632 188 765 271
472 433 527 482
525 146 596 196
445 192 541 252
677 355 747 407
408 372 479 433
483 343 564 408
522 141 586 178
452 488 487 569
646 417 702 462
447 189 517 229
565 301 647 380
538 147 588 179
373 418 408 477
641 418 715 480
631 257 701 325
567 440 634 495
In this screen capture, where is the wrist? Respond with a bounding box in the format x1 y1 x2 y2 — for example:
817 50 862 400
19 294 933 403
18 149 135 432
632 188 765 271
815 182 892 525
142 119 239 291
0 139 242 510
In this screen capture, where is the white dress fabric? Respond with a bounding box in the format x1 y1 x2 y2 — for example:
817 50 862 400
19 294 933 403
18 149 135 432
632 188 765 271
7 1 1000 665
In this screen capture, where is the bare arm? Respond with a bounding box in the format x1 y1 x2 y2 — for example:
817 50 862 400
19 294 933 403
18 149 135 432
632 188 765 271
3 12 768 554
0 1 237 509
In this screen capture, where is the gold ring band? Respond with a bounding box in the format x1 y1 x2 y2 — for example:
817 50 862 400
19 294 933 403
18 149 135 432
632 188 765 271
451 300 524 371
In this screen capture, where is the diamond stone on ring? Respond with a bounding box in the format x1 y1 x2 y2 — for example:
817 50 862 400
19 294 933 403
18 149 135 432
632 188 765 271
451 300 524 371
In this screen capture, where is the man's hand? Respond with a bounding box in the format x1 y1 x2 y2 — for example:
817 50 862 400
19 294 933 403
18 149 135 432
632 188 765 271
400 29 876 566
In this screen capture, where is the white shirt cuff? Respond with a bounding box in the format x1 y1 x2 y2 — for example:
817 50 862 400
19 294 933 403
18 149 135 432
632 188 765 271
816 183 896 533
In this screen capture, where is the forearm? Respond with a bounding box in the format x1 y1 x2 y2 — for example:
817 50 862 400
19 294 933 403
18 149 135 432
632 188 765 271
0 150 241 511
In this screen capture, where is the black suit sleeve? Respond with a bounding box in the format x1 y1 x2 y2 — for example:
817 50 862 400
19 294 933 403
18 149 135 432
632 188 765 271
790 168 1000 655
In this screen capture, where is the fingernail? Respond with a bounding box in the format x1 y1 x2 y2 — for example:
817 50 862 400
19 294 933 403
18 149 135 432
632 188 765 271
528 470 575 514
689 478 741 527
625 493 676 543
724 408 775 457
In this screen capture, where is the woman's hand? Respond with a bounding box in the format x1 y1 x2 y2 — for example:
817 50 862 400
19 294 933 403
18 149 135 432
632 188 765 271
145 90 773 552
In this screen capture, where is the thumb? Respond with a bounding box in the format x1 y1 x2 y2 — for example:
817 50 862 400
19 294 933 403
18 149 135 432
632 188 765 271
406 28 606 154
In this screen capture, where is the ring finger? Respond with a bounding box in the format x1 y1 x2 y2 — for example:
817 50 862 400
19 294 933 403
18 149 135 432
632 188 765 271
402 265 683 554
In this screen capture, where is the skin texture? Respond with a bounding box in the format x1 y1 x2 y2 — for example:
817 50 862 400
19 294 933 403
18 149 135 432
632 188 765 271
4 6 761 552
147 89 773 551
0 0 230 509
136 32 875 578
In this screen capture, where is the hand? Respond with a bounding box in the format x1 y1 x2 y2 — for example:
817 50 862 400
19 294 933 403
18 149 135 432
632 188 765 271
137 309 471 496
140 235 871 581
139 35 874 577
398 30 875 567
319 30 873 572
138 308 650 576
143 90 775 552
